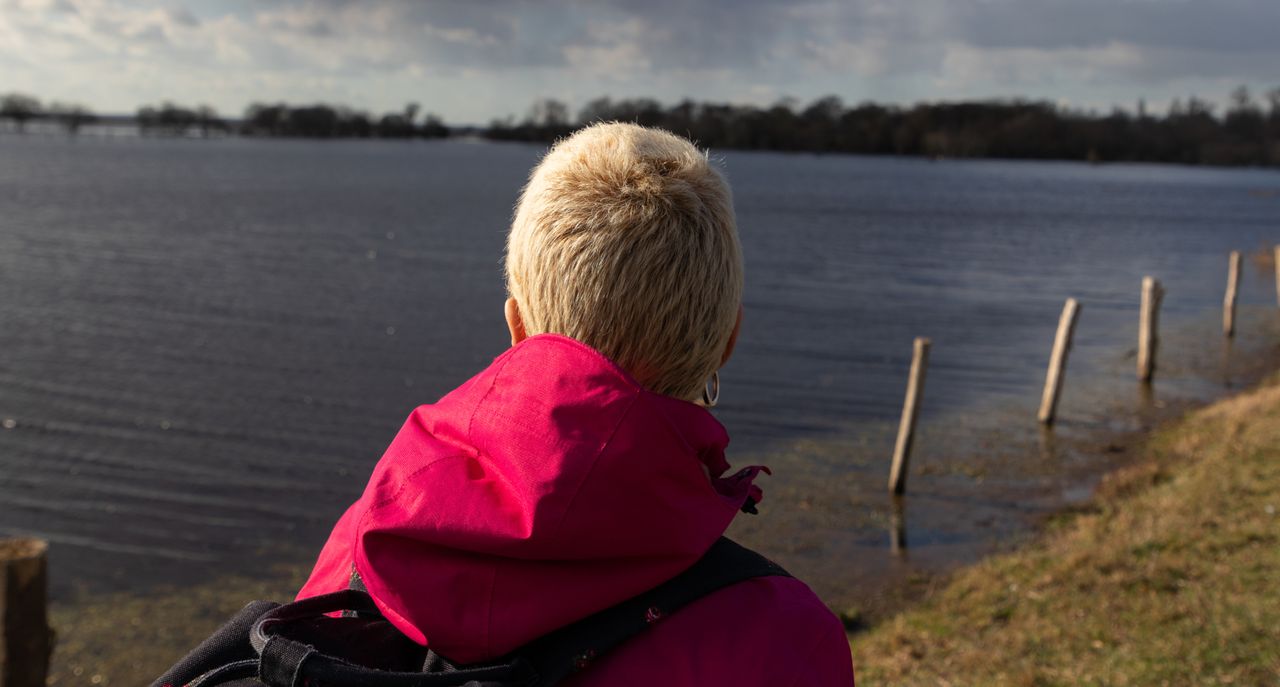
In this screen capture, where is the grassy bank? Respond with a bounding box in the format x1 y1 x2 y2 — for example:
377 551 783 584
851 380 1280 685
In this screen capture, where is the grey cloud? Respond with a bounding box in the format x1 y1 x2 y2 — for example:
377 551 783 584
166 5 199 28
244 0 800 71
4 0 1277 120
222 0 1280 83
273 0 572 68
256 13 333 38
951 0 1280 54
581 0 795 69
1113 43 1280 85
127 23 166 43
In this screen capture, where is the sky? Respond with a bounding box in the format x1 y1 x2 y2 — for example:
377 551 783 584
1 0 1278 124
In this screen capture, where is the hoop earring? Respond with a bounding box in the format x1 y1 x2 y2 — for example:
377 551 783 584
702 371 720 408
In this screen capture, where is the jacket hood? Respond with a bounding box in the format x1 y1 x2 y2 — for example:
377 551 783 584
297 334 767 663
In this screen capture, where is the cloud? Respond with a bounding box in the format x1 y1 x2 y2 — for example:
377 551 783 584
950 0 1280 54
165 5 196 27
563 17 654 78
937 41 1147 94
0 0 1276 122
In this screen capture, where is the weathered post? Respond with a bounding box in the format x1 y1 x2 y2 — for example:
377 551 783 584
1273 245 1279 307
1224 250 1241 337
1038 298 1081 425
1138 277 1163 382
888 337 930 495
1 538 51 687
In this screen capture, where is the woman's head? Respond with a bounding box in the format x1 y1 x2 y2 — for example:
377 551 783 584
505 122 743 402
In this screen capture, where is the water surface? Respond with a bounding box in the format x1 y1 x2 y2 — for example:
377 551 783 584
1 136 1278 608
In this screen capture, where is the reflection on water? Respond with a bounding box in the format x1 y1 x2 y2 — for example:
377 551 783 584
1 136 1278 606
889 496 907 556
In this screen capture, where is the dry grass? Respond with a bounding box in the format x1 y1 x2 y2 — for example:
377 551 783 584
48 568 306 686
851 383 1280 686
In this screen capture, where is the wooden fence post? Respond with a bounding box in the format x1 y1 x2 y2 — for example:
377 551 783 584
888 337 930 495
1273 245 1279 307
1 538 51 687
1038 298 1081 425
1224 250 1241 337
1138 277 1163 382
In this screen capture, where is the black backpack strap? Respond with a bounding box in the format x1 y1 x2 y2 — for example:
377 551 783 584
514 537 790 686
250 538 786 687
250 590 532 687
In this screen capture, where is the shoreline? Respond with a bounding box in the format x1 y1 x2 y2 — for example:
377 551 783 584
47 358 1280 685
803 383 1218 635
848 373 1280 684
728 311 1280 632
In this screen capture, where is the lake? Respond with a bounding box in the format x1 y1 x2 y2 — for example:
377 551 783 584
1 135 1278 611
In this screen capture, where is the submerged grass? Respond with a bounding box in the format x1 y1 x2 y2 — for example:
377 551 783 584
851 379 1280 686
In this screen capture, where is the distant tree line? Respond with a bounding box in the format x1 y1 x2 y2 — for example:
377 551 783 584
240 102 448 139
7 87 1280 166
1 93 98 134
0 92 450 140
135 101 449 139
487 87 1280 167
136 102 229 137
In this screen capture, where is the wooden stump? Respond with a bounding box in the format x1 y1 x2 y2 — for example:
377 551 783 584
1 538 51 687
1138 277 1163 382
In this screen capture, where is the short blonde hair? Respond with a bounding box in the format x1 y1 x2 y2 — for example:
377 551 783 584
505 122 743 401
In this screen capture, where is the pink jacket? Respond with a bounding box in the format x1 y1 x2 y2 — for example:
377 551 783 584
298 334 855 686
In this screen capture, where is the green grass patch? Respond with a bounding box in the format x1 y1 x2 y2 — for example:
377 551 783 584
851 383 1280 685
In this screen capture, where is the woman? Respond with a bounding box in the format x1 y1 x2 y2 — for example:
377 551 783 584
298 122 855 685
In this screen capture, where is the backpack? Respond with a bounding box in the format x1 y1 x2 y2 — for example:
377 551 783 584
151 538 789 687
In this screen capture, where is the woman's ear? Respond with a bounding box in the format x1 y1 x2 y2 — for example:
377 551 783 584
505 297 528 346
720 305 743 366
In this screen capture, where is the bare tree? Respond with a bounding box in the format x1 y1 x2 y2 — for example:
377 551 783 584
527 98 569 128
48 102 97 135
578 96 614 125
1 93 43 132
420 113 449 138
136 102 198 136
195 105 223 137
1229 85 1255 113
